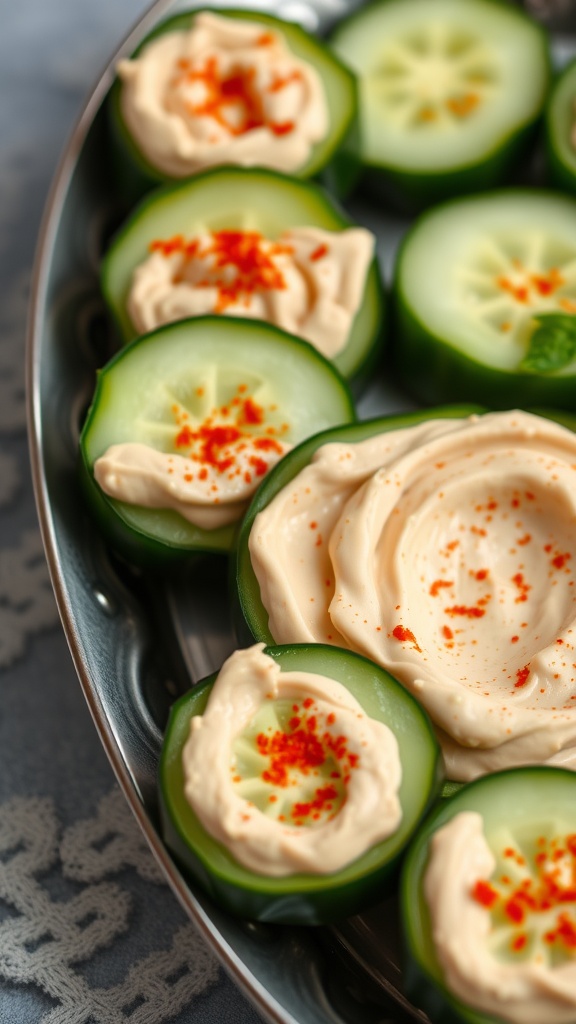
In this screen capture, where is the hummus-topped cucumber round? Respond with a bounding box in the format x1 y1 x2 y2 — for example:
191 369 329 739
109 8 360 200
102 166 384 389
159 642 441 924
393 189 576 410
402 767 576 1024
79 316 355 565
330 0 550 209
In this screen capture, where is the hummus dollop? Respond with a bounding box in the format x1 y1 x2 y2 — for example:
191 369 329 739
127 225 374 360
249 410 576 780
117 12 329 177
425 811 576 1024
182 644 402 876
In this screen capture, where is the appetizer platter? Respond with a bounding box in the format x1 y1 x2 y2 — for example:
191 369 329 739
27 1 576 1023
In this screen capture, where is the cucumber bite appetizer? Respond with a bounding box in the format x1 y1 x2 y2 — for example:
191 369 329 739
394 190 576 410
102 166 383 387
402 767 576 1024
159 642 442 924
235 406 576 782
79 316 355 564
109 8 359 200
330 0 550 209
546 58 576 196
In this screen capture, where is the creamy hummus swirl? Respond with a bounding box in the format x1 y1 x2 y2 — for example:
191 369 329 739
117 12 329 177
182 644 402 876
425 812 576 1024
127 225 375 359
249 411 576 780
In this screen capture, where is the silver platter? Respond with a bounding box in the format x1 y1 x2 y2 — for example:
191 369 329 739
27 3 576 1023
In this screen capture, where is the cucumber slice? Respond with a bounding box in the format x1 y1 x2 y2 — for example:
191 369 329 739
101 166 384 388
234 405 481 647
330 0 550 209
159 643 442 924
546 58 576 196
79 316 355 565
394 189 576 411
401 767 576 1024
108 8 360 202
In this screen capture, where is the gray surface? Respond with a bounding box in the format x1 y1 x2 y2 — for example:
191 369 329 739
0 1 265 1021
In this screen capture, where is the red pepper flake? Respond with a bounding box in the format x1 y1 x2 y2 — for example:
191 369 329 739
310 244 328 262
531 268 565 296
474 569 489 581
151 228 294 313
511 636 519 644
552 552 572 570
515 665 530 688
444 605 486 619
267 69 303 92
472 880 498 908
430 579 453 597
497 277 529 304
240 397 264 425
291 784 338 823
517 534 532 546
150 234 185 256
512 573 531 603
170 383 286 488
442 625 454 640
392 625 422 652
257 32 275 45
269 120 295 136
474 834 576 954
446 91 479 117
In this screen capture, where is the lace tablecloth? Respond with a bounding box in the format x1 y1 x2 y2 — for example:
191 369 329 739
0 2 266 1021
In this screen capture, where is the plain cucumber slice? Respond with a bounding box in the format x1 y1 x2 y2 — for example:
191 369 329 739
546 58 576 195
393 189 576 410
159 643 442 924
401 766 576 1024
102 166 384 389
108 7 360 202
330 0 550 209
79 316 355 565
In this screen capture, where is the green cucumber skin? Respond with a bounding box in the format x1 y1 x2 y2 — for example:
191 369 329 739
101 165 385 390
233 405 485 649
545 59 576 196
392 287 576 412
361 120 541 216
159 643 443 925
78 451 235 570
400 766 576 1024
107 8 361 206
329 0 551 213
79 316 356 567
